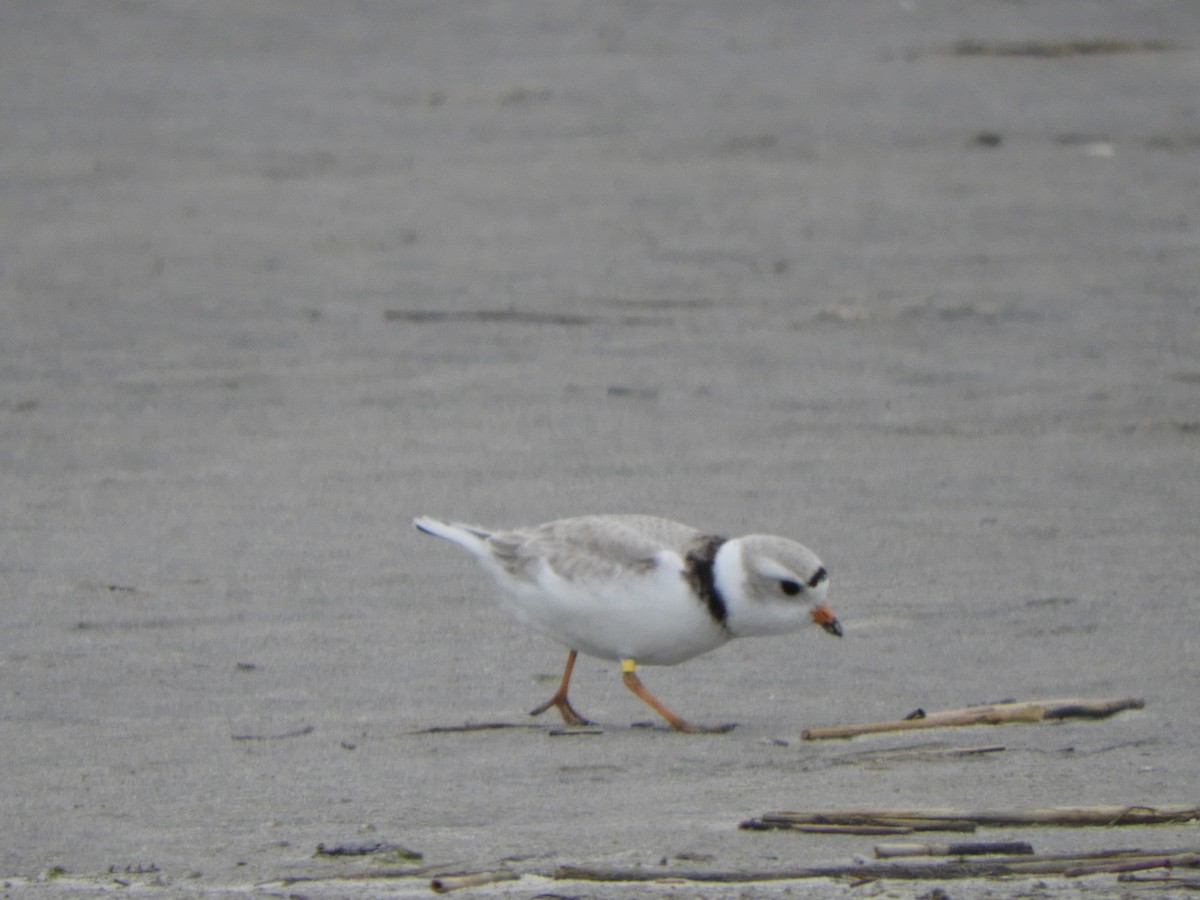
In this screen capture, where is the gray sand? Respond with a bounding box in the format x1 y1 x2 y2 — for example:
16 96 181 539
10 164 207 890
2 2 1199 897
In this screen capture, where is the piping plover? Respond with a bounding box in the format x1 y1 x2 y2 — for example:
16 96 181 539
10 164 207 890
413 514 841 733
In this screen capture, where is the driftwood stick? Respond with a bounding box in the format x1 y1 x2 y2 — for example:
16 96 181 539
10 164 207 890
995 847 1199 873
554 863 1007 882
875 841 1034 858
429 870 519 893
743 805 1200 831
275 867 434 886
790 824 919 836
744 815 976 833
556 849 1200 884
803 697 1144 740
1063 852 1200 877
968 805 1197 827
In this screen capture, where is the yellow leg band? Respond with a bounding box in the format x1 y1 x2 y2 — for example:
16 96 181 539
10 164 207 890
620 658 637 674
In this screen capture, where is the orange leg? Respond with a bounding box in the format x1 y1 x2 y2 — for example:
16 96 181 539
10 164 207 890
529 649 593 726
620 659 734 734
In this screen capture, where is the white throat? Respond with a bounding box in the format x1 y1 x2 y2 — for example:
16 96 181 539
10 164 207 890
711 539 752 636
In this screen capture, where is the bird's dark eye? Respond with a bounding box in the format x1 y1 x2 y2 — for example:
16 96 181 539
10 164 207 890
779 579 802 596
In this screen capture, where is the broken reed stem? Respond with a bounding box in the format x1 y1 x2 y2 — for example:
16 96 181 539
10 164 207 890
1065 854 1200 877
803 697 1144 740
742 817 976 834
742 804 1200 831
1030 851 1200 877
789 824 921 836
555 850 1200 884
876 841 1035 858
429 870 519 893
552 864 1009 883
276 867 432 886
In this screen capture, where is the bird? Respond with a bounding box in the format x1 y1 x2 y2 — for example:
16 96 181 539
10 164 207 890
413 514 841 733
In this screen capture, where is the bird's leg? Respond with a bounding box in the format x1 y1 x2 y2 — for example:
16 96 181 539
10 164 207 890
529 649 593 726
620 659 734 734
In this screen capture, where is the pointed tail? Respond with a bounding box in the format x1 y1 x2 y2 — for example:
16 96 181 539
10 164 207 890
413 516 494 555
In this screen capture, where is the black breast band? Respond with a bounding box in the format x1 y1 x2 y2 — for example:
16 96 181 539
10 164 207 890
684 535 730 629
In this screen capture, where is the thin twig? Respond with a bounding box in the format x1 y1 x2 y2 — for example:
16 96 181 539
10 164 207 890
430 870 519 893
1064 852 1200 877
803 697 1144 740
875 841 1034 858
556 849 1200 884
742 804 1199 831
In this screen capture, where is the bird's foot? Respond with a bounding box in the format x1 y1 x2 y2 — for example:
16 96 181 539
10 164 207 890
529 694 593 727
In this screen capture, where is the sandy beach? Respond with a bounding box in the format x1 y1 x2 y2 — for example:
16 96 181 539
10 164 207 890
3 2 1199 896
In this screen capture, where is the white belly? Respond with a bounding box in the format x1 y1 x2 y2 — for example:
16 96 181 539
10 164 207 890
490 558 729 666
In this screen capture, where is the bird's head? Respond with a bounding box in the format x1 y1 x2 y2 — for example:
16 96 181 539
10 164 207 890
717 534 842 638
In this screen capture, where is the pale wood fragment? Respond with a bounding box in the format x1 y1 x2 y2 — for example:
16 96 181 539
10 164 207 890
742 804 1199 831
803 697 1144 740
